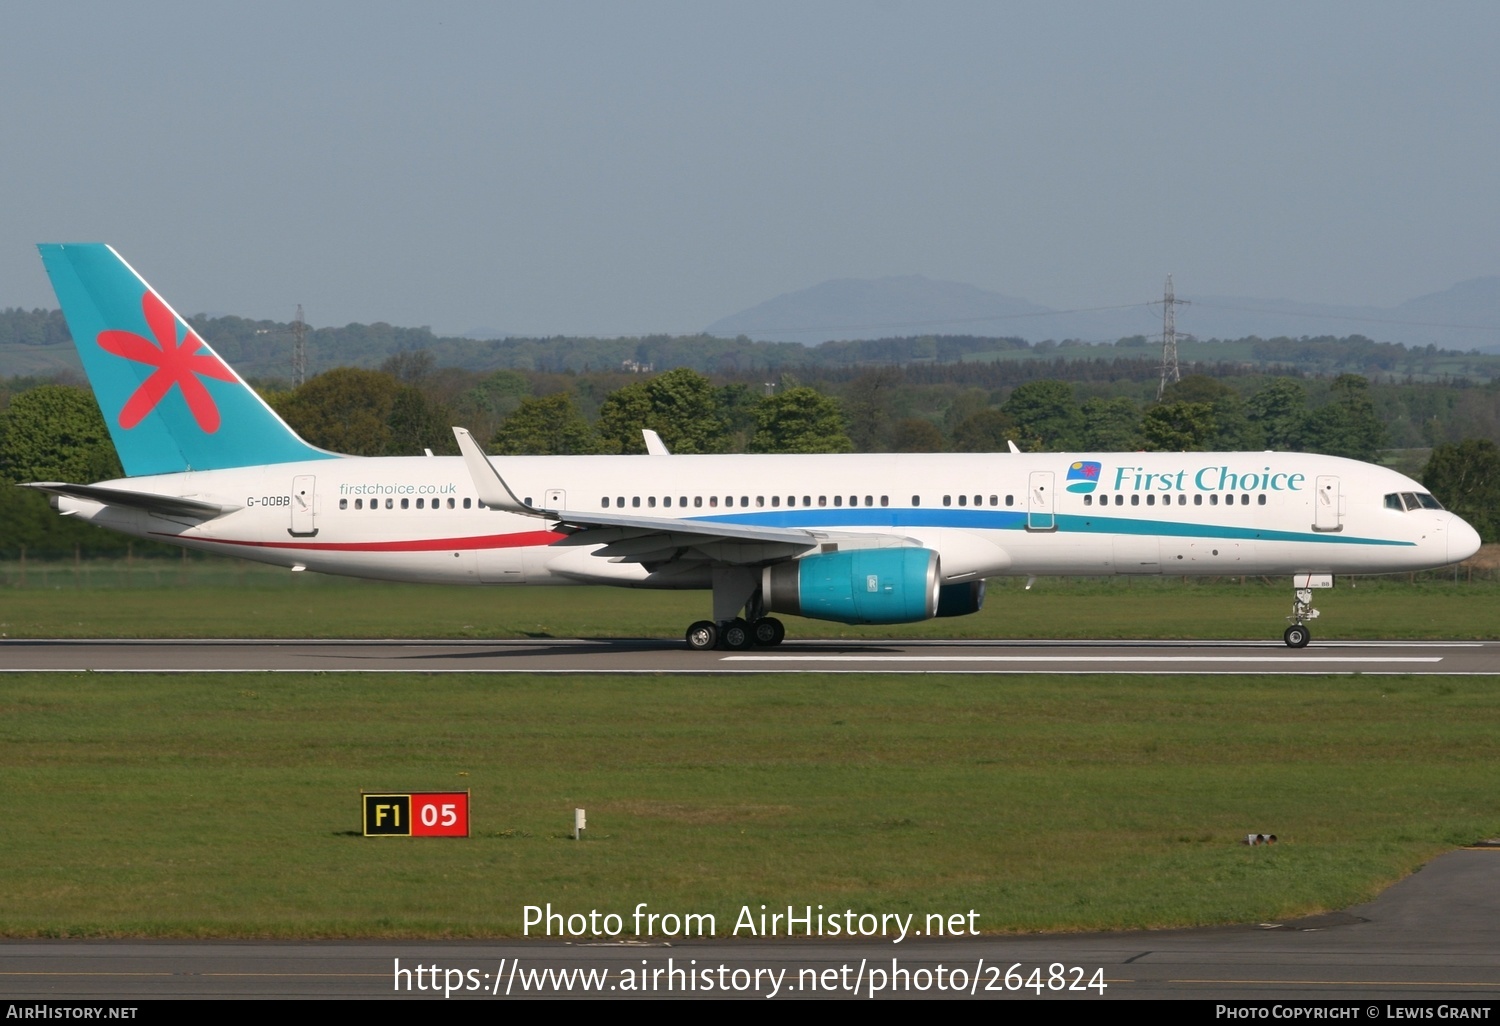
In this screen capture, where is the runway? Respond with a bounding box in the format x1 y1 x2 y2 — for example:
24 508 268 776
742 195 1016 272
2 637 1497 674
4 848 1500 999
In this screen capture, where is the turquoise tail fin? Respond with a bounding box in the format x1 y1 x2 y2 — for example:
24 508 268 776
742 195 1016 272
38 244 337 477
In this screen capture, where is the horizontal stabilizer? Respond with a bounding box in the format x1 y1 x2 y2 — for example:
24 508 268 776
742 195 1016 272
22 482 238 520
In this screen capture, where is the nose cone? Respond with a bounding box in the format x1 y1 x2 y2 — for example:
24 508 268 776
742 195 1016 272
1448 513 1483 564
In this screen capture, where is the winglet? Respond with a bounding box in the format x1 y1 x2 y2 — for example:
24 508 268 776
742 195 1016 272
643 429 671 456
452 427 540 515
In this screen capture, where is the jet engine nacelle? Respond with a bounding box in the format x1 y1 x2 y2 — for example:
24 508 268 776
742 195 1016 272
762 548 941 625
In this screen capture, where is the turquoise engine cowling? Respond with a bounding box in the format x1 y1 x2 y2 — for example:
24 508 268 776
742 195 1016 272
761 548 941 625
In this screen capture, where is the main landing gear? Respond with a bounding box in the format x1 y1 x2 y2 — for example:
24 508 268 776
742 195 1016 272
685 567 787 650
684 616 786 651
1283 586 1320 648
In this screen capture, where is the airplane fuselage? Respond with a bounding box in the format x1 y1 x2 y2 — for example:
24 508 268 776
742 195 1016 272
55 450 1468 587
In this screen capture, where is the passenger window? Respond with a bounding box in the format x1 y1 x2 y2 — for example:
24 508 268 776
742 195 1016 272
741 497 749 507
957 495 966 507
911 495 920 506
1178 495 1186 506
989 495 997 506
694 496 702 508
805 496 812 506
680 497 687 507
880 496 889 507
633 497 641 508
1193 494 1202 506
416 498 424 509
756 497 764 507
834 495 843 507
448 498 455 509
386 498 394 509
463 498 471 509
1242 494 1249 505
865 496 873 506
818 496 827 507
663 497 671 508
1006 495 1015 507
353 499 361 510
1130 494 1139 506
1210 494 1218 506
402 499 410 509
602 497 610 508
1114 495 1123 506
771 496 780 508
1258 494 1267 506
1146 494 1155 506
709 497 717 508
1084 495 1092 506
648 497 657 508
943 495 952 507
973 495 981 507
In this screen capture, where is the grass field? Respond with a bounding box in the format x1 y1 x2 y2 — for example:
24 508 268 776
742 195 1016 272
2 671 1498 939
1 556 1495 641
2 557 1495 940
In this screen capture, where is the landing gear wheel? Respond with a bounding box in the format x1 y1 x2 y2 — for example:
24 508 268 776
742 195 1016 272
686 620 718 651
721 618 752 650
1283 624 1311 649
752 617 785 647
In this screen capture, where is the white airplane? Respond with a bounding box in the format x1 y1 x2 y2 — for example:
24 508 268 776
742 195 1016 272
28 244 1482 649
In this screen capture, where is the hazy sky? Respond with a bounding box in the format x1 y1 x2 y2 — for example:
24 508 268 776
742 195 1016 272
4 1 1497 336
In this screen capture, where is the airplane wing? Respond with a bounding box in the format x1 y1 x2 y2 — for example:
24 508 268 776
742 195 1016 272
453 427 912 566
22 482 238 520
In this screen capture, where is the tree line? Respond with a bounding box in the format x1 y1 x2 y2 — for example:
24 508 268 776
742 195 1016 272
6 303 1500 383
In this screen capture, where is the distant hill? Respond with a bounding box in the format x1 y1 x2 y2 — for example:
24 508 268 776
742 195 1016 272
707 275 1500 352
704 276 1057 345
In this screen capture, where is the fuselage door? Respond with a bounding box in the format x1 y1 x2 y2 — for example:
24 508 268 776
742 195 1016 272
1026 471 1056 531
290 475 317 537
1313 476 1342 532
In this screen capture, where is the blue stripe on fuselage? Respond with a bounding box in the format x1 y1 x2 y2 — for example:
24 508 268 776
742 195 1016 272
683 507 1413 546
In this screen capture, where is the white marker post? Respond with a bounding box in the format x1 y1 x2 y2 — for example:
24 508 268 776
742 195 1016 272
573 808 586 840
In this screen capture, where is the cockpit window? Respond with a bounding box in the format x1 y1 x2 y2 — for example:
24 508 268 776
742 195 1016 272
1386 492 1446 512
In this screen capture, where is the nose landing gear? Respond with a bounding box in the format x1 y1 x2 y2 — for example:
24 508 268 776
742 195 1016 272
1283 585 1321 648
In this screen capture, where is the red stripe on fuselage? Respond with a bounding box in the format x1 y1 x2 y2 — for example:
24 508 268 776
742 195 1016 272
149 530 567 552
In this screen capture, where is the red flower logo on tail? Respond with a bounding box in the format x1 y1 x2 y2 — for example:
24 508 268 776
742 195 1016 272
96 291 237 433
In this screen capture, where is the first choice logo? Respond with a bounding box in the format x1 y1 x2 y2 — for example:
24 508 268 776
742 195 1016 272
1112 466 1307 493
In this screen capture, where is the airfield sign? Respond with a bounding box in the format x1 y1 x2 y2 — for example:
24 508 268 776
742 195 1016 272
362 791 470 837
